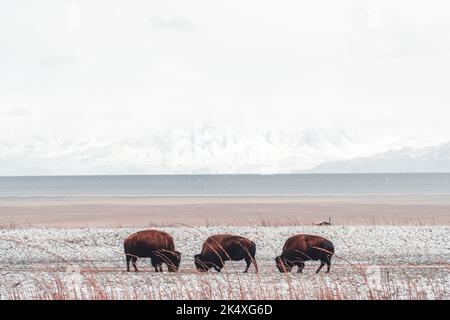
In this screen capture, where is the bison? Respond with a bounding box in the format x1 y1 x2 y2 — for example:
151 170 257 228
275 234 334 273
194 234 258 273
124 230 181 272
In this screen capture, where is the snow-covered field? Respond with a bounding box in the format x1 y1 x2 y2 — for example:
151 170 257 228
0 226 449 300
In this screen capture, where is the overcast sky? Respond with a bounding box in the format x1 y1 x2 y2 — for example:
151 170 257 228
1 1 450 173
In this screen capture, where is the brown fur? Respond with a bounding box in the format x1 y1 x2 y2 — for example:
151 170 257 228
124 230 181 272
275 234 334 273
194 234 258 273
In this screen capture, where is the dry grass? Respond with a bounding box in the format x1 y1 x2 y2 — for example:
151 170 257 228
0 215 445 230
1 264 447 300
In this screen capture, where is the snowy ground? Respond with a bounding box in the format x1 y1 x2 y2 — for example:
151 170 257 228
0 226 449 299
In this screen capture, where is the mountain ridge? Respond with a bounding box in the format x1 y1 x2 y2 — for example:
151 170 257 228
0 127 448 175
307 142 450 173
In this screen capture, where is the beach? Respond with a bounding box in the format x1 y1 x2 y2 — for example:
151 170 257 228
0 195 449 227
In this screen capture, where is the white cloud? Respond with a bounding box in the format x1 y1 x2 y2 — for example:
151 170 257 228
38 55 79 67
148 16 200 33
2 106 31 118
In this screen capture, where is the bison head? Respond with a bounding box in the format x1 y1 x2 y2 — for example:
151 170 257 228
275 256 292 273
168 250 181 272
159 250 181 272
194 254 209 272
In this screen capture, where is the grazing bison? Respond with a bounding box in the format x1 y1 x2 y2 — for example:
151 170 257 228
124 230 181 272
275 234 334 273
194 234 258 273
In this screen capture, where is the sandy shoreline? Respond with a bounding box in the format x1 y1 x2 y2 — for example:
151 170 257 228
0 195 449 227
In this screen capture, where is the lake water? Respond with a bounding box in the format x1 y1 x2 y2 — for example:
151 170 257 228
1 174 450 197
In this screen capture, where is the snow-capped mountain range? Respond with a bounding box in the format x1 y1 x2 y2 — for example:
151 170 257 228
0 126 448 175
308 142 450 173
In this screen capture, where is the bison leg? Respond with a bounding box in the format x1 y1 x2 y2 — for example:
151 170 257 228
297 262 305 273
152 260 161 272
243 257 251 273
244 256 259 273
326 261 331 273
131 257 139 272
153 264 163 272
316 261 325 273
253 258 259 273
126 255 131 272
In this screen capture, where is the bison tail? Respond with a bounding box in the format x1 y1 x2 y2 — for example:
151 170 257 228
249 241 257 257
326 242 335 255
